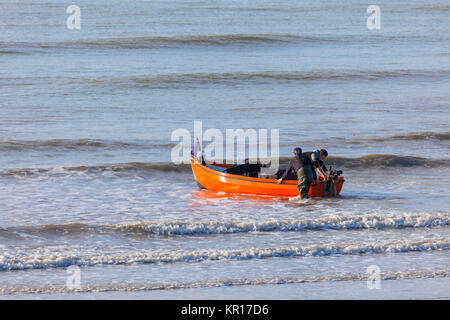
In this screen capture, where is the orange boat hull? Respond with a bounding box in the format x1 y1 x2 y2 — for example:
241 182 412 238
191 157 344 197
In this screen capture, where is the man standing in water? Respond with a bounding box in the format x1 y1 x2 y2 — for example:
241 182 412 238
277 147 316 199
303 149 329 180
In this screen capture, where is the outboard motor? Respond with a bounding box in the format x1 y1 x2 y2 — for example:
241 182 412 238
325 166 343 194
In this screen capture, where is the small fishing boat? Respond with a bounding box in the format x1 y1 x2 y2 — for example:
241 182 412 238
190 156 344 197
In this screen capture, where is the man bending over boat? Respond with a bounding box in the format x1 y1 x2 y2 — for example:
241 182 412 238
302 149 329 180
277 147 316 199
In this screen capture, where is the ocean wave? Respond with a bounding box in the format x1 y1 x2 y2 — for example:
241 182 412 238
0 153 448 179
0 139 175 152
73 70 450 89
278 154 450 169
414 5 450 11
109 213 450 235
1 269 448 295
2 213 448 238
277 132 450 151
0 162 191 178
0 223 94 237
319 131 450 143
0 50 28 55
0 131 446 154
2 70 448 89
0 239 448 271
2 33 445 53
325 154 450 169
0 34 321 52
0 34 373 52
373 131 450 142
76 34 303 47
0 132 446 154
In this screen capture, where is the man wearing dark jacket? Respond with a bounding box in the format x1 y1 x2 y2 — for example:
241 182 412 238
302 149 329 180
277 147 316 199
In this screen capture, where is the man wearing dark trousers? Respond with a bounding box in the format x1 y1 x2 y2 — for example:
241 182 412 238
277 147 316 199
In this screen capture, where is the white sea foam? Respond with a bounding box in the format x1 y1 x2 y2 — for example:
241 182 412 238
109 213 450 235
0 239 448 271
3 213 447 237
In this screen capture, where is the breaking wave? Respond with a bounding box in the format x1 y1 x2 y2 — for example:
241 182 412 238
1 213 448 238
109 213 450 235
1 269 448 295
0 239 448 271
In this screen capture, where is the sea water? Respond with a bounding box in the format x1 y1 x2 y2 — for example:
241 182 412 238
0 0 449 299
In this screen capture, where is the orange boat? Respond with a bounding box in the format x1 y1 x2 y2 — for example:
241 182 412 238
190 156 344 198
